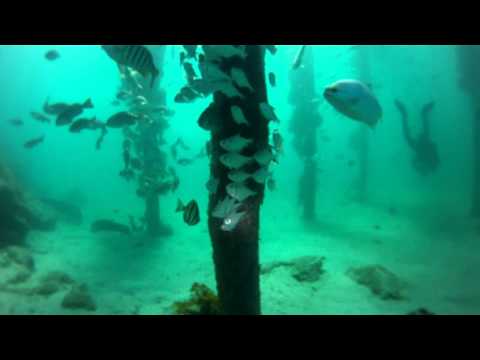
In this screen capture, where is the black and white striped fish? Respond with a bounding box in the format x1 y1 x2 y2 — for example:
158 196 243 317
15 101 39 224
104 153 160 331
102 45 159 88
176 199 200 226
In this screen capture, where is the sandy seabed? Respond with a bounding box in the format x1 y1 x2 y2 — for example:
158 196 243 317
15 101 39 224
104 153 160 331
1 200 479 315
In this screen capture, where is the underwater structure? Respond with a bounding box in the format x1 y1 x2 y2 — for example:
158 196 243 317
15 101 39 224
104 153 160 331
353 46 371 202
456 45 480 217
176 45 270 314
118 46 175 236
288 46 322 221
206 46 267 315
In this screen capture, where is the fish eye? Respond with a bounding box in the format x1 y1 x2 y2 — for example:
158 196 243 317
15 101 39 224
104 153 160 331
224 218 232 226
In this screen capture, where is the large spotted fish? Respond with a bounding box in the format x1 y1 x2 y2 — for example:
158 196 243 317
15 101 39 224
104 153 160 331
102 45 159 88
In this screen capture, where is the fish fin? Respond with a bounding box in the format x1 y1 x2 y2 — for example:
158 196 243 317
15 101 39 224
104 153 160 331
176 199 184 212
84 98 94 109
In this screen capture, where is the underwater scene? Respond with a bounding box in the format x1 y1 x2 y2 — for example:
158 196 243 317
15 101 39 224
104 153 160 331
0 45 479 315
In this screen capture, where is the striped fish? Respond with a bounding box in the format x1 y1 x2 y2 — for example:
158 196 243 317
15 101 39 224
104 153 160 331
176 199 200 226
102 45 159 88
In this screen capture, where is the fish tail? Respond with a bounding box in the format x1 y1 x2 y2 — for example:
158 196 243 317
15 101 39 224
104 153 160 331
176 199 184 212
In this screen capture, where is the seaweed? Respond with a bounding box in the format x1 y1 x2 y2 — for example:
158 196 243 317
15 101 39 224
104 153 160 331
173 283 222 315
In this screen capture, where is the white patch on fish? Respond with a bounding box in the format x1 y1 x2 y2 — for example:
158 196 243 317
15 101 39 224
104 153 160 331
231 106 249 126
221 210 247 232
220 134 253 152
230 67 253 91
220 152 253 169
226 182 257 202
259 102 280 123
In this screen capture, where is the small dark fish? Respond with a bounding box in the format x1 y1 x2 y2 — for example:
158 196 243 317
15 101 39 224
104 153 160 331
45 50 60 61
268 72 276 87
91 219 131 236
347 160 356 167
267 177 276 191
183 45 197 59
373 225 381 231
264 45 277 55
180 51 187 65
24 135 45 149
272 129 283 155
30 112 51 123
69 117 98 133
102 45 159 88
106 111 138 128
8 117 23 127
119 168 135 182
43 99 70 115
56 99 94 127
176 199 200 226
130 158 142 171
292 45 307 70
177 158 194 166
116 90 131 101
175 85 202 103
198 103 220 131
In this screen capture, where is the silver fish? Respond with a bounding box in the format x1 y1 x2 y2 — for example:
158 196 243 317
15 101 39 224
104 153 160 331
254 147 276 166
221 210 247 232
226 182 257 202
252 166 272 184
212 196 241 219
259 102 280 123
220 134 253 152
230 67 253 91
231 106 249 126
228 170 252 183
220 152 253 169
